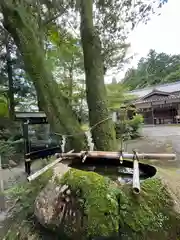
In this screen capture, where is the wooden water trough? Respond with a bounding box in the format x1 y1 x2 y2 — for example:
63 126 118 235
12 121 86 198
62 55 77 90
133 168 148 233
27 150 176 194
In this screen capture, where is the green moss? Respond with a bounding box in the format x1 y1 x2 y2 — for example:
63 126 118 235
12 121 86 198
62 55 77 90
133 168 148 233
4 222 39 240
59 169 119 238
118 178 180 239
58 170 180 239
3 168 180 240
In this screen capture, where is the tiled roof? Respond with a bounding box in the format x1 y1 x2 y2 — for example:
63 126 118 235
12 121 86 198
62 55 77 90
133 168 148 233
134 94 180 104
128 81 180 98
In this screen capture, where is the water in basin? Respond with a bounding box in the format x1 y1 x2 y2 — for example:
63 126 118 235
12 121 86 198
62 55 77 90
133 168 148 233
69 157 156 184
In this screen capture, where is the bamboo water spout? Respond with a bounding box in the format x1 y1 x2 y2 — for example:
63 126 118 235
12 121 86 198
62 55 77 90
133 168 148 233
27 149 74 182
60 151 176 161
132 151 140 194
27 150 176 197
61 150 175 195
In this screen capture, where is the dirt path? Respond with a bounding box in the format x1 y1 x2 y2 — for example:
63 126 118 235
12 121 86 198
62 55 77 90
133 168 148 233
0 164 26 236
0 158 51 190
1 165 26 189
0 159 48 237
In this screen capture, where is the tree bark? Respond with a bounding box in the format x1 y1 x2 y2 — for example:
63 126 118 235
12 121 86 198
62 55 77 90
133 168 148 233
68 61 74 103
1 2 87 151
6 34 15 120
79 0 117 150
36 91 43 111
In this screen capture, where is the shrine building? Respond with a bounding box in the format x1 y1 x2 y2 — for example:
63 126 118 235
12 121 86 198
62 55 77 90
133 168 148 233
128 81 180 125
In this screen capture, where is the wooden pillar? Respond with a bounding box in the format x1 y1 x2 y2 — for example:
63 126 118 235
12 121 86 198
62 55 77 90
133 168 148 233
151 106 154 125
141 109 146 124
176 103 179 124
23 121 31 175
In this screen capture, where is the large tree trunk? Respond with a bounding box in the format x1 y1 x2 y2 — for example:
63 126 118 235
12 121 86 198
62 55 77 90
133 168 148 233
1 2 87 151
6 34 15 120
79 0 117 151
68 61 74 103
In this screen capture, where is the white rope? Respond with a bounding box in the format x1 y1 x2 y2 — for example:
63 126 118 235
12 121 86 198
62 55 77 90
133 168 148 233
54 117 111 138
61 135 66 153
85 130 94 151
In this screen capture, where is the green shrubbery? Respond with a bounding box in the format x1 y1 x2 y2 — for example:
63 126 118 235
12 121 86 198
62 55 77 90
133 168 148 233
0 140 16 166
115 114 144 140
128 114 144 138
0 124 23 167
0 139 24 167
0 94 9 118
0 120 25 167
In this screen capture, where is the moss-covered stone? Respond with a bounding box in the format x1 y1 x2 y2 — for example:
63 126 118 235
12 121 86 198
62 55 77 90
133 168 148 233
56 170 180 239
118 178 180 239
3 168 180 240
58 169 119 238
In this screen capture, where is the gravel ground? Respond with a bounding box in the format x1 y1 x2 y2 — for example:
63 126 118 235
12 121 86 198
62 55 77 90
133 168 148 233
122 126 180 168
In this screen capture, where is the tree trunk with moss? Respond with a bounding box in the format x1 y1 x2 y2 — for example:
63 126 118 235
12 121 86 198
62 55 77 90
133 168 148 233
37 92 43 111
1 2 87 151
79 0 117 151
6 34 15 120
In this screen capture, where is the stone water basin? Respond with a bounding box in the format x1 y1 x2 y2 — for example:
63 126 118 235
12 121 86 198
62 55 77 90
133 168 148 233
69 157 157 184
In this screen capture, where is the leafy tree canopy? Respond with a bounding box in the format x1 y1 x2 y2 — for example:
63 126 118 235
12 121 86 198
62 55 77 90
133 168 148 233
123 49 180 90
0 0 168 114
106 81 135 111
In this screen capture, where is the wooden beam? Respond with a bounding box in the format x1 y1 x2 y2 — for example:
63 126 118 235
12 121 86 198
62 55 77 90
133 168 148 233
60 151 176 160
